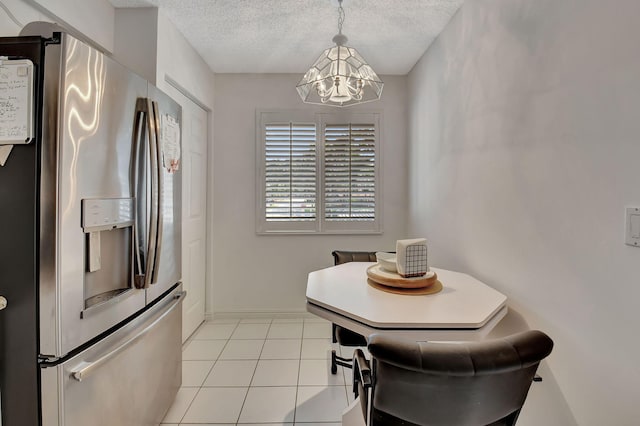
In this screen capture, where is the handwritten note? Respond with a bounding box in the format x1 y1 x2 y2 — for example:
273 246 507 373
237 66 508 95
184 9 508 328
0 59 34 145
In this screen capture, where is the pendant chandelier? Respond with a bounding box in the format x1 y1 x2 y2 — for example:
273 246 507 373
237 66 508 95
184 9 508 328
296 0 384 107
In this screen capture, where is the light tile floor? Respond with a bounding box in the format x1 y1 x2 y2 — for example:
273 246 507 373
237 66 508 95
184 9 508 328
161 316 365 426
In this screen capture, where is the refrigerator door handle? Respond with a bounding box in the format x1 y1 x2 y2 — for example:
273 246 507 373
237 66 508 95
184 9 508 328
150 100 164 285
145 97 160 287
132 99 147 288
133 97 161 289
70 291 186 382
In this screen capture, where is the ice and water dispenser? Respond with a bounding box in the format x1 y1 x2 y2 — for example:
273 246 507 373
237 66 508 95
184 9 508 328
81 198 134 312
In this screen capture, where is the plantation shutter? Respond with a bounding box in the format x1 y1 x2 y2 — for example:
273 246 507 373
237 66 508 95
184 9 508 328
264 123 317 221
324 123 376 221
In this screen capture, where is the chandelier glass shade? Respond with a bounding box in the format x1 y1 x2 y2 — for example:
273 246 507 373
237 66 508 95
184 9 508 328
296 1 383 107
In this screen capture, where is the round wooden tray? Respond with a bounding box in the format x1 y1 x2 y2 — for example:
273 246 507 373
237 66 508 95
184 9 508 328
366 264 437 289
367 278 443 295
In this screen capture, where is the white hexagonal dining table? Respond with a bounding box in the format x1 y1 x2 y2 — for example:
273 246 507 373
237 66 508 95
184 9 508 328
306 262 508 342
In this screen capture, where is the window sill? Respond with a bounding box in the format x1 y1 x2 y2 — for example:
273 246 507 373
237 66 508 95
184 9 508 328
256 229 383 236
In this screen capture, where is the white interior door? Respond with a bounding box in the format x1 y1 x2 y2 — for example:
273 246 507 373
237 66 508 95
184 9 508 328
163 84 208 342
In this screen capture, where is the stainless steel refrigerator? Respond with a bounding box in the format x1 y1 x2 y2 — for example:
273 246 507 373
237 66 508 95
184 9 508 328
0 25 184 426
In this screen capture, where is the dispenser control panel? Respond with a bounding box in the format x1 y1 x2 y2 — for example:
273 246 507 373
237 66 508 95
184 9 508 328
82 198 134 232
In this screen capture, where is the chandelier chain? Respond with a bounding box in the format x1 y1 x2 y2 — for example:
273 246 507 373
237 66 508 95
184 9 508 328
337 0 345 34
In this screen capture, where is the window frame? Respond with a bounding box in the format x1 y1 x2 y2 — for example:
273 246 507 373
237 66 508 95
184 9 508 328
256 109 382 235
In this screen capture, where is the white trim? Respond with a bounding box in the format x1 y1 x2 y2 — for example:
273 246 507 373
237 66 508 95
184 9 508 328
211 311 317 320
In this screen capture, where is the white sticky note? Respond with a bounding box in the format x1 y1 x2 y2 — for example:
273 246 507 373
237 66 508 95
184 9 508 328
0 59 34 144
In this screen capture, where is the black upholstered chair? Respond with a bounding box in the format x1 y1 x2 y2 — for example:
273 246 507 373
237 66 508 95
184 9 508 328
329 250 377 374
352 330 553 426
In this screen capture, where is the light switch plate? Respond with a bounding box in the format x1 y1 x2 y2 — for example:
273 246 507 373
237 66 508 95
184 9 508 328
625 207 640 247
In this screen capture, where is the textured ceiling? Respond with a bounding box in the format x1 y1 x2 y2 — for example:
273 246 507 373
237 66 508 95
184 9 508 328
109 0 464 75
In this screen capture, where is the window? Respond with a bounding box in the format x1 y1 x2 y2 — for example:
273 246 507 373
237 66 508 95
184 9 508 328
257 111 381 234
264 123 317 222
324 123 376 221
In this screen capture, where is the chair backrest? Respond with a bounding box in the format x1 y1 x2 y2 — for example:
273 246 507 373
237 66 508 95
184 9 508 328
366 330 553 426
332 250 378 265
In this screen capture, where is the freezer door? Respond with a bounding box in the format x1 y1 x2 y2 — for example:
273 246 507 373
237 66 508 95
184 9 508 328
145 84 182 304
0 35 45 426
41 284 184 426
39 34 148 358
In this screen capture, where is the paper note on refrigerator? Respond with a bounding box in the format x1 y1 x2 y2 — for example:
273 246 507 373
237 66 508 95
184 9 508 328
0 58 34 145
161 113 181 173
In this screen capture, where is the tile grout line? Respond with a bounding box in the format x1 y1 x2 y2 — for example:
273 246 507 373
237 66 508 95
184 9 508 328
293 320 308 424
176 320 218 424
189 321 239 387
178 320 241 424
234 319 271 424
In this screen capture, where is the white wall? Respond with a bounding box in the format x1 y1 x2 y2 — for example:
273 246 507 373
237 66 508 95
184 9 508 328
0 0 51 36
155 11 215 106
29 0 114 51
213 74 408 313
1 0 112 52
113 8 158 83
407 0 640 424
113 8 215 107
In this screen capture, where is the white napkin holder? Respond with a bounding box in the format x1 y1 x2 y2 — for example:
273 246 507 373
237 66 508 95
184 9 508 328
396 238 428 278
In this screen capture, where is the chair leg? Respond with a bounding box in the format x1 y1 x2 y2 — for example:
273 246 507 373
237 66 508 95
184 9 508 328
331 349 354 374
331 350 338 374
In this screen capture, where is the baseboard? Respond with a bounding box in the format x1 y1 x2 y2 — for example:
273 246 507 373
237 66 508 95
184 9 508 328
207 311 317 321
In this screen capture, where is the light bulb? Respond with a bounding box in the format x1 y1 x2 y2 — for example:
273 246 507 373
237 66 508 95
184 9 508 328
328 76 352 103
